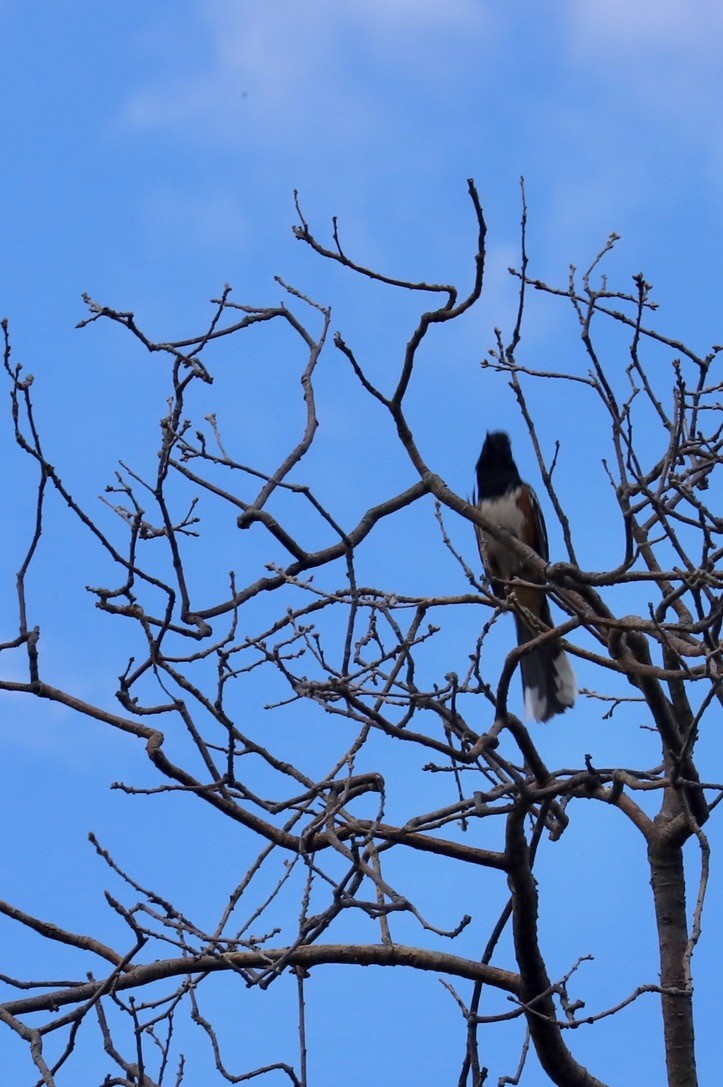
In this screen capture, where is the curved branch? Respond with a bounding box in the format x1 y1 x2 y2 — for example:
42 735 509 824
2 943 522 1019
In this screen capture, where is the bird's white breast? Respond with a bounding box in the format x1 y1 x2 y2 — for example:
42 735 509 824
476 490 526 580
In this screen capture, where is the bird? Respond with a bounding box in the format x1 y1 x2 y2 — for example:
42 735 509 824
473 431 576 722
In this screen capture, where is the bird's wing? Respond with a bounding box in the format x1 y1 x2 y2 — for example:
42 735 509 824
518 483 550 562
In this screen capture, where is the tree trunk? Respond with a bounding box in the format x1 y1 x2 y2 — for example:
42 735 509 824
648 831 698 1087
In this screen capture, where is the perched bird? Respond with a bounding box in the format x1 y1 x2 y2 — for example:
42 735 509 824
473 431 576 722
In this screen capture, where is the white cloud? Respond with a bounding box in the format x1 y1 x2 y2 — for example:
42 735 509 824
571 0 723 55
328 0 485 34
564 0 723 187
122 0 490 141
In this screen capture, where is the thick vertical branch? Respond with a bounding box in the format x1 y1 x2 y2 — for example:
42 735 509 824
506 807 609 1087
648 830 698 1087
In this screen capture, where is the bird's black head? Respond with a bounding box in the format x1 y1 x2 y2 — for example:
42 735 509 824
479 431 513 464
475 431 521 499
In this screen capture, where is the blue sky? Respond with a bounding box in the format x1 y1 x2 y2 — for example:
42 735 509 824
1 1 722 1084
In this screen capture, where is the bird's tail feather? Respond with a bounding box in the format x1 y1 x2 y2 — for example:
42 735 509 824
514 614 576 723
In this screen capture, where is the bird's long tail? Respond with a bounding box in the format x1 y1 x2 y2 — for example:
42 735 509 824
514 612 576 722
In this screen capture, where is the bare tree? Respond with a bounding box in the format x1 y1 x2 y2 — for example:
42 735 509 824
0 180 719 1087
